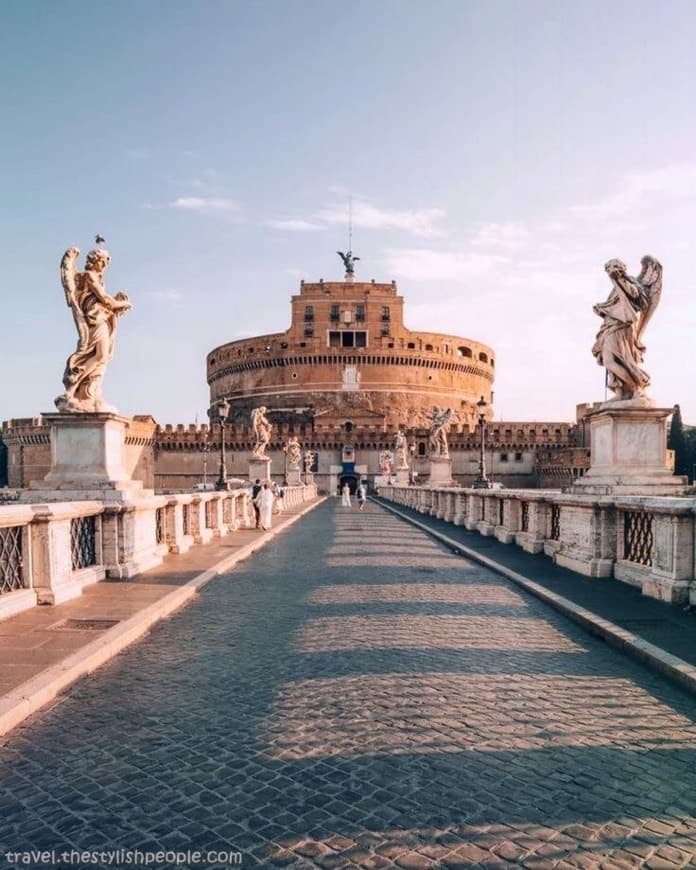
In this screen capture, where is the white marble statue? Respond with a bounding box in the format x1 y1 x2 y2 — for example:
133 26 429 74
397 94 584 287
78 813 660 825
379 449 394 475
286 436 302 469
592 256 662 402
394 430 408 470
55 245 132 413
429 406 454 458
251 406 272 458
304 449 315 472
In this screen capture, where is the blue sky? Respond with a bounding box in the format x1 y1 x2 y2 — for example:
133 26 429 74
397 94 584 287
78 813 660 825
2 0 696 424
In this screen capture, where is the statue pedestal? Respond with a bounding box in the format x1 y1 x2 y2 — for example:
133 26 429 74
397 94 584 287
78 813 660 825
395 468 410 486
571 402 687 495
428 456 453 486
25 413 145 501
248 457 271 483
286 468 302 486
303 472 314 486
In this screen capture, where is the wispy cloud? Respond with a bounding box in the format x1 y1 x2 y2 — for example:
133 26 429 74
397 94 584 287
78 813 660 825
382 248 507 281
471 222 529 249
317 199 447 239
573 163 696 221
169 196 240 211
264 194 447 239
265 219 325 232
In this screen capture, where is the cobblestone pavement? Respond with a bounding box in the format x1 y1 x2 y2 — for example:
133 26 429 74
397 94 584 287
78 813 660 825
2 500 696 869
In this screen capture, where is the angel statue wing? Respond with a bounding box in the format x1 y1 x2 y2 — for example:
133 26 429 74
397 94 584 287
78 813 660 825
60 247 89 351
60 247 80 308
636 255 663 346
337 251 348 268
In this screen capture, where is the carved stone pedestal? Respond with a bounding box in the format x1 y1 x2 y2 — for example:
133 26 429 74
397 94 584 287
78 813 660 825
248 457 272 483
24 413 146 502
428 457 453 487
570 402 687 496
286 468 302 487
395 468 410 486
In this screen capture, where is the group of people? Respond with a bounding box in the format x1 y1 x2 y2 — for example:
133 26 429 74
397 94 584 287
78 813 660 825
341 482 367 511
250 479 285 530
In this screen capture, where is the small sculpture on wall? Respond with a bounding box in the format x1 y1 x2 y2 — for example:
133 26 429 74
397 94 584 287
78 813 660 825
251 406 272 458
429 406 454 458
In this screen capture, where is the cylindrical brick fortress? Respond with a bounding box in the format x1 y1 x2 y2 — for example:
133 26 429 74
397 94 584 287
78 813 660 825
207 280 494 428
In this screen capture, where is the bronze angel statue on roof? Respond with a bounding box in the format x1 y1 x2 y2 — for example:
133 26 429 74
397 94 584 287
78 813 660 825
55 244 132 413
337 250 360 276
592 256 662 402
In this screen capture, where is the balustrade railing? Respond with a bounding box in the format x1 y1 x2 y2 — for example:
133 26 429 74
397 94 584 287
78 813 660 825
0 483 318 617
378 484 695 607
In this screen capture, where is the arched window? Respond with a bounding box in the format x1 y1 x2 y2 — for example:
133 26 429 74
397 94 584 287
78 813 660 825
418 442 427 456
407 342 415 349
425 344 433 352
479 352 488 363
457 346 472 358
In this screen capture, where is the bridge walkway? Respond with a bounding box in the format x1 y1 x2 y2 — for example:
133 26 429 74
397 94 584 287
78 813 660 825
1 499 696 868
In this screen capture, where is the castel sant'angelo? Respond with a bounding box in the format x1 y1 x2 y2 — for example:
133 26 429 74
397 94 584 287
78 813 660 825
1 256 588 493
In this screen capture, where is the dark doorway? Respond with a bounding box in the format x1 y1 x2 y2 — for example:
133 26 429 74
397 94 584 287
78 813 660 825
339 473 358 494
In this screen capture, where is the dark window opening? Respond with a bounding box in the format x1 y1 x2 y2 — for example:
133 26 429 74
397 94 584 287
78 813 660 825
304 305 314 321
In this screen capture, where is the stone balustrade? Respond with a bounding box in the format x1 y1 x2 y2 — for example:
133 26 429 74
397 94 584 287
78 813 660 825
0 484 317 620
380 485 696 607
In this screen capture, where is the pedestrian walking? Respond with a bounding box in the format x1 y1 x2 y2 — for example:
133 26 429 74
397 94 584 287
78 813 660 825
251 478 262 528
341 483 352 507
356 482 367 511
254 482 274 531
276 484 286 513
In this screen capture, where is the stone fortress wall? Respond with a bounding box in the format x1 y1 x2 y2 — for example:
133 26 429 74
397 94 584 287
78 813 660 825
207 280 495 429
0 276 588 493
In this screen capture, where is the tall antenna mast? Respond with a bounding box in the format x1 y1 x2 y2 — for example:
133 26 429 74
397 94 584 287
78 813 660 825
348 194 353 252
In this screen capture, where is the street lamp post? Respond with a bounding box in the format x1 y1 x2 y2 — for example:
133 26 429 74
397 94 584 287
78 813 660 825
215 398 231 491
473 395 491 489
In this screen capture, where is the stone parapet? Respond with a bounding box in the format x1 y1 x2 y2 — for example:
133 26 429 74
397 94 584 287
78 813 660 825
380 484 696 607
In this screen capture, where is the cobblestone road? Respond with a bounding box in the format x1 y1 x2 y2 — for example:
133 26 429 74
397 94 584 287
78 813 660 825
2 500 696 869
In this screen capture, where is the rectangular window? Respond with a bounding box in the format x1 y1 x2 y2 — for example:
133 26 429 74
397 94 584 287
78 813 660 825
341 332 355 348
304 305 314 321
381 306 390 321
355 304 365 321
500 452 508 462
515 452 523 461
356 331 367 347
329 331 340 348
330 305 340 321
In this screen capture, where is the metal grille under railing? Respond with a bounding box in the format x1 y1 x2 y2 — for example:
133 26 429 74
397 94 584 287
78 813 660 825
0 526 24 594
70 516 97 571
183 504 191 536
521 501 529 533
498 499 504 526
155 508 165 545
550 504 561 541
624 511 654 567
205 501 214 529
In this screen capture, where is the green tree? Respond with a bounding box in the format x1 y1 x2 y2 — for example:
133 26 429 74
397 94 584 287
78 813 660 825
668 405 690 479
